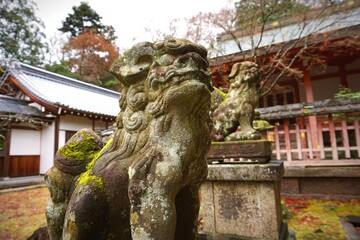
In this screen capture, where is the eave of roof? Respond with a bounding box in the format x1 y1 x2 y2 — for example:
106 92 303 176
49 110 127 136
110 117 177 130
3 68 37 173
214 6 360 59
0 62 120 117
0 94 52 119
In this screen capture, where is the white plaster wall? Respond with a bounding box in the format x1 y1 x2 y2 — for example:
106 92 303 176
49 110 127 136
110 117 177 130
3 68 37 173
59 115 93 131
57 115 113 149
94 120 107 131
58 115 93 149
10 129 41 155
58 130 66 149
40 122 55 174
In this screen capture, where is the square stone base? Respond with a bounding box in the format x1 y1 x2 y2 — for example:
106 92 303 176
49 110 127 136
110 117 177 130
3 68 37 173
200 161 284 240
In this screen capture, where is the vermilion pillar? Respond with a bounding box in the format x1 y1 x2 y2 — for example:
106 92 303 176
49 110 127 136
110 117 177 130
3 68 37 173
303 68 320 159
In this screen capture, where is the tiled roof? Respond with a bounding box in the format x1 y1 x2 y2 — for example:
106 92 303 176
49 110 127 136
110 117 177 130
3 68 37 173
216 7 360 57
0 62 120 117
0 95 48 118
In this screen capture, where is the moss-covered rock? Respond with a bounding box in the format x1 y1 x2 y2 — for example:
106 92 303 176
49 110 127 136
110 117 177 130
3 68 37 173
58 129 103 162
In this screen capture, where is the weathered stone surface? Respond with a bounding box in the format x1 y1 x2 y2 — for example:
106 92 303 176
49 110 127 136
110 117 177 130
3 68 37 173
208 140 272 164
45 129 103 240
199 182 216 233
207 160 284 181
46 38 212 240
201 162 284 240
211 62 261 141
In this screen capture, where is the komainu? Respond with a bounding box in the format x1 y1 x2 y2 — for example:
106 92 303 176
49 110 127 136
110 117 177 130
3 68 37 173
45 38 213 240
211 61 261 141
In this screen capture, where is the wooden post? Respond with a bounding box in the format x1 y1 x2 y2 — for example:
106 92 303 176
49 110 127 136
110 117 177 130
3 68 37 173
328 114 338 160
303 68 320 159
295 124 303 160
341 120 350 159
284 119 292 161
54 116 60 155
274 126 281 160
318 121 325 159
306 123 314 160
354 120 360 158
2 130 11 178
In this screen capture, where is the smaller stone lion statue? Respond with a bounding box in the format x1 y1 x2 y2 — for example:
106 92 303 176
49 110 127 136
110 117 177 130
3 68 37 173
211 61 261 141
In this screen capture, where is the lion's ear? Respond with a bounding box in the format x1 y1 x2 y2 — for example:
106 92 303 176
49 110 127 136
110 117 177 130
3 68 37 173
228 63 241 79
111 63 151 87
110 42 155 87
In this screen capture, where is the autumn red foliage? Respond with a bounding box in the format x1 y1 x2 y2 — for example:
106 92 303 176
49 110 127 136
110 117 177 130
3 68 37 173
63 31 119 85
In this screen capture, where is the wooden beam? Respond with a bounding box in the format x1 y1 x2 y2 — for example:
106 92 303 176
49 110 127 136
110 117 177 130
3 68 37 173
54 116 60 155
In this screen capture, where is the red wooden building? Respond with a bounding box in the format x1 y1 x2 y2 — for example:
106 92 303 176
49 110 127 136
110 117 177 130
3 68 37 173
210 3 360 164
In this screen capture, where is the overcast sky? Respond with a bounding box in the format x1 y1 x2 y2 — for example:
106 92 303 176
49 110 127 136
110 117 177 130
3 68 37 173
34 0 234 51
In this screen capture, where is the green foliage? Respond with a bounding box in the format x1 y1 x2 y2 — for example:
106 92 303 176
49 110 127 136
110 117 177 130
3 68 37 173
333 86 360 125
0 134 4 151
334 85 360 99
59 1 116 42
45 61 78 79
285 198 360 239
101 78 121 90
235 0 309 28
0 0 48 66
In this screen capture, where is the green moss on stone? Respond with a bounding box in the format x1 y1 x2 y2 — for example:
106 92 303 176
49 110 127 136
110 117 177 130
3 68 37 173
253 120 274 130
58 130 100 161
76 138 114 192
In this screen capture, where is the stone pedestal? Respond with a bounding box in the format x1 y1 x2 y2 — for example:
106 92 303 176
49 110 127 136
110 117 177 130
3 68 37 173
208 140 272 164
200 161 286 240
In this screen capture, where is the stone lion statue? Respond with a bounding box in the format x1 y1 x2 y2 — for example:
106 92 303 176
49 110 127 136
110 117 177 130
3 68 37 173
211 61 261 141
45 38 212 240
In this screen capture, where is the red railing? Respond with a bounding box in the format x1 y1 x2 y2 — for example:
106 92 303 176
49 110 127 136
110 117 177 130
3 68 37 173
258 99 360 161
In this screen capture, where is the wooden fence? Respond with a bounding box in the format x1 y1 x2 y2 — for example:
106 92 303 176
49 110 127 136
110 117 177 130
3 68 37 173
265 113 360 161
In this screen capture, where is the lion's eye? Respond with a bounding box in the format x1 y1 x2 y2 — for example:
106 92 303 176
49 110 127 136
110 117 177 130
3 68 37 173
136 55 153 65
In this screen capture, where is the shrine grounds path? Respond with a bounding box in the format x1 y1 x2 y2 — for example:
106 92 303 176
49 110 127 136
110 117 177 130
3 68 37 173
0 186 359 240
